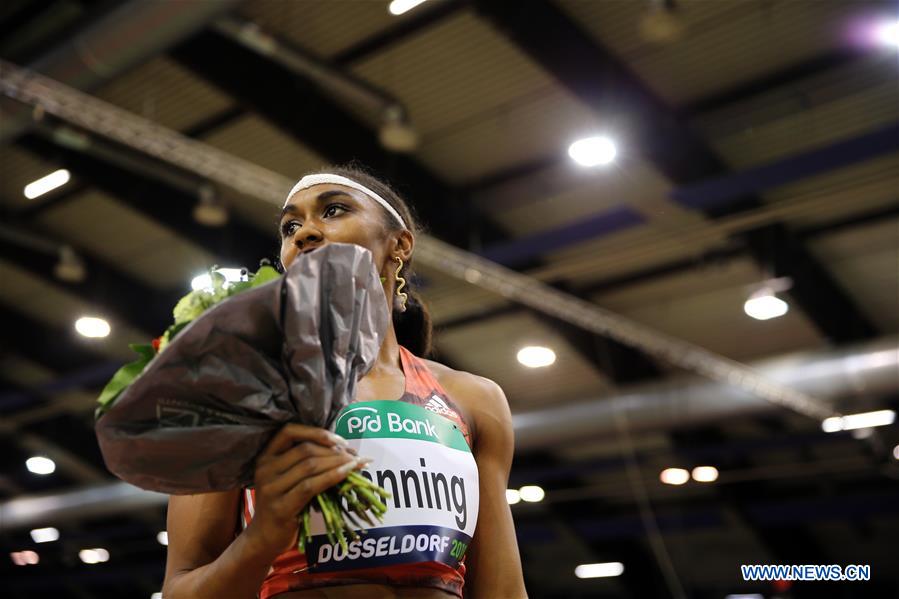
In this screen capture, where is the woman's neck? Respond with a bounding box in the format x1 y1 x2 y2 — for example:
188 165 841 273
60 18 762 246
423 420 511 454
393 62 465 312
373 322 402 373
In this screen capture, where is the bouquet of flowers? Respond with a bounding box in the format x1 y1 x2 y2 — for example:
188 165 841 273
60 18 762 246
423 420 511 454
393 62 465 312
95 243 391 553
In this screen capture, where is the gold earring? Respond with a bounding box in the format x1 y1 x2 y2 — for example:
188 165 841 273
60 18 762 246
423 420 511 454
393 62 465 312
394 256 408 312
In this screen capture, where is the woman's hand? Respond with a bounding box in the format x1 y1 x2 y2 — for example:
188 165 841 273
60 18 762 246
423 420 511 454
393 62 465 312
245 424 365 558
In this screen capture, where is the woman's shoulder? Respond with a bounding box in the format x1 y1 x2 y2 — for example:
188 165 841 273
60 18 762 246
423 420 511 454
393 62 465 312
420 358 511 434
421 357 503 401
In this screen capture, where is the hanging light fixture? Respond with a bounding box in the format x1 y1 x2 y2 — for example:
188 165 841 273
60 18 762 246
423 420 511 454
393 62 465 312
744 278 792 321
379 105 419 153
638 0 685 44
193 184 228 227
54 245 86 283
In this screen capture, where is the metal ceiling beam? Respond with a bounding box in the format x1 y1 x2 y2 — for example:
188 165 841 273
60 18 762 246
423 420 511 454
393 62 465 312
436 197 897 333
0 218 174 335
745 222 878 343
168 27 662 380
0 304 109 373
681 48 868 116
471 0 880 344
170 29 483 249
512 335 898 451
0 59 843 413
515 451 680 598
16 132 277 269
1 0 242 144
332 0 467 66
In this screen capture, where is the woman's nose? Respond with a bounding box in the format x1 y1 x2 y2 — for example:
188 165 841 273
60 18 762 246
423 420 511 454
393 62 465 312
293 222 323 246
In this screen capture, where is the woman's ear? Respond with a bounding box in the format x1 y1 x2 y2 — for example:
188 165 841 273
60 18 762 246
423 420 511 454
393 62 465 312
393 229 414 262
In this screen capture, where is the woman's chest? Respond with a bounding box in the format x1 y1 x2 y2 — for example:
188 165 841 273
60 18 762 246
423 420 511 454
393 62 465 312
355 370 405 403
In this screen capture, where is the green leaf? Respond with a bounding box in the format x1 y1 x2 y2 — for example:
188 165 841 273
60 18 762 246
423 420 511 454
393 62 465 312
128 343 155 362
250 265 281 287
95 353 153 416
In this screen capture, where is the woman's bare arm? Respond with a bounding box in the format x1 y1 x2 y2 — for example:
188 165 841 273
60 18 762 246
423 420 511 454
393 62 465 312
447 374 527 599
163 424 362 599
163 490 280 599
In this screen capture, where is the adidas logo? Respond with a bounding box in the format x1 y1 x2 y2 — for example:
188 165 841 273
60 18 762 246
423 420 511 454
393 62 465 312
424 394 457 418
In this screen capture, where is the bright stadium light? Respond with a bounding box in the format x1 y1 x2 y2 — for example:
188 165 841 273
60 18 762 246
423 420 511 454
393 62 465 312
388 0 429 16
75 316 111 338
876 20 899 47
822 409 895 433
24 169 70 199
157 531 169 546
660 467 690 485
506 489 521 505
691 466 719 483
191 268 247 291
575 561 625 578
519 485 545 503
26 456 56 475
517 346 556 368
744 290 788 320
568 136 617 166
10 550 40 566
78 548 110 564
30 527 60 543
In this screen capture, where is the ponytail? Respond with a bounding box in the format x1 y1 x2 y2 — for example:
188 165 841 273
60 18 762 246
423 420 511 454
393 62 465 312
393 288 432 358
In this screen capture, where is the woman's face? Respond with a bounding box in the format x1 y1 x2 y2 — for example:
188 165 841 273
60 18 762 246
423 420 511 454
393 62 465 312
278 183 404 275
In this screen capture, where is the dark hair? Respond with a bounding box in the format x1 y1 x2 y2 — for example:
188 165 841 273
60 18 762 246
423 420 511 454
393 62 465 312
273 164 433 357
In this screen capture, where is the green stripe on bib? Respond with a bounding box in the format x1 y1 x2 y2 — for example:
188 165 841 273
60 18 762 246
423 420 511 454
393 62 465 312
334 401 470 453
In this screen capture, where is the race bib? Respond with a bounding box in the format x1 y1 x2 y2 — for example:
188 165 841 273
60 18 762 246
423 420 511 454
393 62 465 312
306 400 479 572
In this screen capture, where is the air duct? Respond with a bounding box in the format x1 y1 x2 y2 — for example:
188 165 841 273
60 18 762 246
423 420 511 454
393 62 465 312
514 336 898 450
2 337 895 530
0 0 242 143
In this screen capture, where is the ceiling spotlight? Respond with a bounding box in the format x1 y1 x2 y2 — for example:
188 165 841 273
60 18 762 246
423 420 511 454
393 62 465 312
638 0 685 44
151 593 163 599
30 527 60 543
10 550 39 566
892 444 899 460
659 467 690 485
193 185 229 227
379 106 418 152
517 346 556 368
78 548 110 564
26 456 56 475
568 135 617 167
575 561 625 579
54 245 87 283
157 531 169 546
822 409 895 433
876 20 899 47
75 316 111 338
506 489 522 505
24 169 70 199
388 0 429 16
691 466 719 483
519 485 545 503
191 268 247 292
744 288 788 321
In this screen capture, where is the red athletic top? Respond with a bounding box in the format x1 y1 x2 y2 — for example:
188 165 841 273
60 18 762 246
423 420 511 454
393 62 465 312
241 346 475 598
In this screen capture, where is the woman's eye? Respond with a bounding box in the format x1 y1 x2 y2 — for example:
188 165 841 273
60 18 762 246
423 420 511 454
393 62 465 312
323 204 347 218
282 221 300 237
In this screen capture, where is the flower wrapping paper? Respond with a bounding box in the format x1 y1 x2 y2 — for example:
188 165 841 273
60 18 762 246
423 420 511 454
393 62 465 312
95 243 389 495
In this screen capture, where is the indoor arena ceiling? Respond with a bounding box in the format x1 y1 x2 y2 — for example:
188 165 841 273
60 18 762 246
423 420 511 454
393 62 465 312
1 1 897 598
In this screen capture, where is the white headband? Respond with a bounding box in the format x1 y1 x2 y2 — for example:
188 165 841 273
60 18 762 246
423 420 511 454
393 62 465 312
284 173 407 229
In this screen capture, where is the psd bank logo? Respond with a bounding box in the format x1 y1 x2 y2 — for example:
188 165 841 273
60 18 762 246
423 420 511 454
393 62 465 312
337 405 439 439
